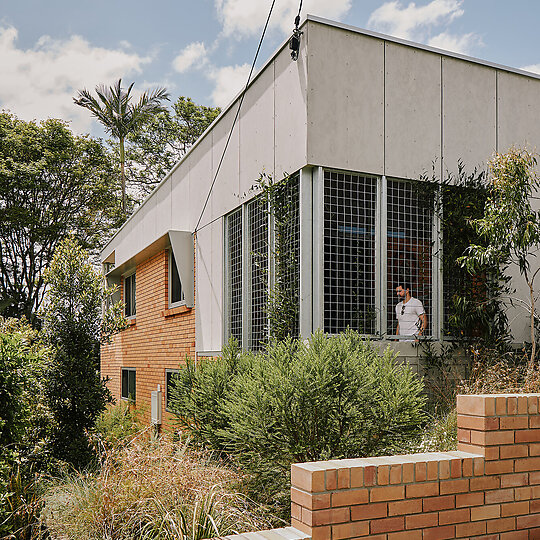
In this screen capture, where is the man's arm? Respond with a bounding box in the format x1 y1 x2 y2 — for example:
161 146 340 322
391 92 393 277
396 322 399 335
417 313 427 335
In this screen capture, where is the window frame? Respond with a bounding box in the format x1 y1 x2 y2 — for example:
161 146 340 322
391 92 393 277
168 249 186 309
121 367 136 403
123 270 136 319
165 368 180 412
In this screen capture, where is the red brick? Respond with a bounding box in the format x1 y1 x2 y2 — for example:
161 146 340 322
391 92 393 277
389 464 402 484
291 465 326 492
364 465 376 486
405 512 438 529
423 524 455 539
337 467 350 489
402 462 414 483
485 459 515 475
370 516 404 534
500 416 529 430
423 495 455 512
388 498 422 516
501 501 529 517
470 504 501 521
515 429 540 443
291 487 331 510
456 491 484 507
516 512 540 528
470 475 500 491
370 485 405 502
331 489 369 507
501 473 528 488
377 465 389 485
500 444 529 459
351 502 387 521
487 516 516 533
388 531 422 540
485 488 514 504
516 457 540 472
406 482 438 498
415 462 426 482
440 478 469 494
326 469 337 490
304 507 350 526
439 460 450 479
439 507 470 525
457 395 495 416
350 466 363 488
457 414 499 431
456 520 486 537
331 521 369 540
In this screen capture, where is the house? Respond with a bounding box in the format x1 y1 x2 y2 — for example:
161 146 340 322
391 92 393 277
100 15 540 421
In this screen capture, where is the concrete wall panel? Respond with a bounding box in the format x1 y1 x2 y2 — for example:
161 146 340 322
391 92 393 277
498 71 540 153
187 133 214 230
306 23 384 175
170 155 191 232
442 58 496 178
239 63 275 197
385 42 441 180
209 106 241 223
274 37 308 181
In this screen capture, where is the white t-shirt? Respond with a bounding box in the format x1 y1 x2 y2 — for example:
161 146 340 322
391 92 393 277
395 297 425 336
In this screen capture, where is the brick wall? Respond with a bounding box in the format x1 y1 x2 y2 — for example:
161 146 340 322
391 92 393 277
101 249 195 424
289 393 540 539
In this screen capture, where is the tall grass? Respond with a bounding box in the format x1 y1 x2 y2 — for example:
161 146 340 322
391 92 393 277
43 406 274 539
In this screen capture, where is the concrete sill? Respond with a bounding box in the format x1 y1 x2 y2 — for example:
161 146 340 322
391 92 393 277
161 305 192 318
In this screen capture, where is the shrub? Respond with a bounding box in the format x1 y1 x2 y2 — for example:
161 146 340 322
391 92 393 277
43 435 274 539
170 330 426 515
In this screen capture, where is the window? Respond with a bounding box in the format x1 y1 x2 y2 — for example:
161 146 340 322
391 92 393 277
224 176 300 349
124 272 136 318
169 250 185 306
386 179 433 337
121 368 136 402
324 171 377 334
165 368 179 411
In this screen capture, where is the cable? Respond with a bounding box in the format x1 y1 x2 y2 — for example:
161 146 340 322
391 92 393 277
194 0 276 233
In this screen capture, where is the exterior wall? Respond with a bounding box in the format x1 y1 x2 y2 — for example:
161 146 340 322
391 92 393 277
101 249 195 424
288 393 540 539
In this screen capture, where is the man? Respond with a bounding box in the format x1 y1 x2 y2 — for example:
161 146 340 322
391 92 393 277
395 282 427 339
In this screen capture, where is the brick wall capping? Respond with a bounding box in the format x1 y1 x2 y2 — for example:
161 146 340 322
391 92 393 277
457 393 540 416
292 450 482 472
217 526 311 540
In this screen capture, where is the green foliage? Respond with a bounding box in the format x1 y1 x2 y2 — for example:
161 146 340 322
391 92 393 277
416 409 458 453
92 403 145 452
126 96 221 198
255 173 300 341
459 148 540 366
0 111 122 324
41 237 125 467
170 331 426 516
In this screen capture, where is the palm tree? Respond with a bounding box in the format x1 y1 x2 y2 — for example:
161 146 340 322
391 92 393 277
74 79 169 213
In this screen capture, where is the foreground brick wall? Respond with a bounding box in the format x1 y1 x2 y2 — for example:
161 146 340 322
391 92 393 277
101 249 195 424
290 393 540 539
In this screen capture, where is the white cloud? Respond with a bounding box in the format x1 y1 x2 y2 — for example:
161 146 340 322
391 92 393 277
521 64 540 75
173 41 208 73
208 63 251 107
428 31 482 55
0 25 152 133
368 0 464 40
215 0 352 39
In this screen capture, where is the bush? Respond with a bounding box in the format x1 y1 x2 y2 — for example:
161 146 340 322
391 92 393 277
170 330 426 516
43 435 274 539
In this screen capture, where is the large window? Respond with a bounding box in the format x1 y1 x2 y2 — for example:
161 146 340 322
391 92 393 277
121 368 136 402
324 171 377 334
224 176 299 349
169 250 185 307
124 272 136 318
386 179 433 337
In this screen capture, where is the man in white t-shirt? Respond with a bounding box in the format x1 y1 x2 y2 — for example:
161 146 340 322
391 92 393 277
395 282 427 339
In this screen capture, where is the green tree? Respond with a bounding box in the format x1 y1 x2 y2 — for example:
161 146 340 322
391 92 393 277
74 78 169 212
41 237 125 467
459 148 540 367
125 96 220 197
0 112 122 325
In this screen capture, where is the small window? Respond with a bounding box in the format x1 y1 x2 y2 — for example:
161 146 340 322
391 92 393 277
165 368 180 411
121 368 136 402
124 272 136 318
169 250 185 307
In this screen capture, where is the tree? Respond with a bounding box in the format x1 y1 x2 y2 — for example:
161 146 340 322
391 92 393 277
125 96 220 198
0 112 122 325
74 79 169 213
41 237 125 467
459 148 540 368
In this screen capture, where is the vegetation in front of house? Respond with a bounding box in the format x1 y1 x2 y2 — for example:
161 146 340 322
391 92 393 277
43 405 274 540
169 330 427 517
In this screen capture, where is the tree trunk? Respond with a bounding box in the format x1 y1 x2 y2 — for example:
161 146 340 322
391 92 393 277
120 137 126 214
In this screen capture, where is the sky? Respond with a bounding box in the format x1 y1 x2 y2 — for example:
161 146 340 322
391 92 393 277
1 0 540 136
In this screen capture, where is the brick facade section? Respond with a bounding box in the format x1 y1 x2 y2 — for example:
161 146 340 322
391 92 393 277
289 393 540 539
101 249 195 424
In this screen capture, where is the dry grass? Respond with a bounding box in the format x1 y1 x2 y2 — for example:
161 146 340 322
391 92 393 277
44 429 275 540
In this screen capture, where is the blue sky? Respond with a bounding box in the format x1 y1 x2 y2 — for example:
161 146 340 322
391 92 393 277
1 0 539 136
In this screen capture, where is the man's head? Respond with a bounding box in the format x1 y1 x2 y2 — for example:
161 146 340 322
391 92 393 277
395 281 410 299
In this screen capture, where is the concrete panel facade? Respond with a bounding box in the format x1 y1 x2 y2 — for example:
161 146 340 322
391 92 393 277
384 42 441 180
306 24 384 174
442 57 496 178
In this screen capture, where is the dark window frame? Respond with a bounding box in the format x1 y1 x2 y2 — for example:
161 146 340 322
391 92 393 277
165 368 180 412
124 271 136 318
121 367 136 403
168 249 185 308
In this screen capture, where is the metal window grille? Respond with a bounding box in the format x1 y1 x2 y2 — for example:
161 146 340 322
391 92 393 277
247 197 269 350
273 175 300 338
225 208 243 345
323 170 377 334
387 179 433 336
